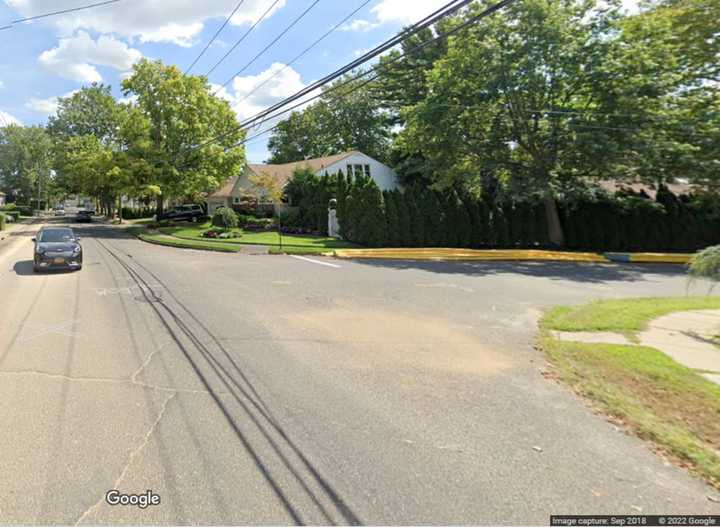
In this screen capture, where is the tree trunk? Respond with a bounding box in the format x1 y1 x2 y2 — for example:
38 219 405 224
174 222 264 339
156 197 164 218
543 195 565 247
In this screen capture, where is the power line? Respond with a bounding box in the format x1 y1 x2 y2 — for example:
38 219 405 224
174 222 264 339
237 0 474 130
212 0 323 94
192 0 479 153
234 0 374 106
211 0 517 156
185 0 247 74
205 0 283 77
1 0 121 30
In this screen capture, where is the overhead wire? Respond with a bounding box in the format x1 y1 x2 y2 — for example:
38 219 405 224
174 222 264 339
212 0 323 94
185 0 247 74
1 0 121 30
233 0 374 106
190 0 487 155
191 0 515 157
205 0 283 77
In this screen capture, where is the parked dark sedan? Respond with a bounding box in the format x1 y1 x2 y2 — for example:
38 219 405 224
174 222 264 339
76 209 93 222
156 204 206 223
32 227 83 272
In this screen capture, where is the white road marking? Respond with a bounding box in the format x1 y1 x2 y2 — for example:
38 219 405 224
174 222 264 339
290 255 341 268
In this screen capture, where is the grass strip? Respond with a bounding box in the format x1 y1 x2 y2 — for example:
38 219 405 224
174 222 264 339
542 297 720 333
541 330 720 488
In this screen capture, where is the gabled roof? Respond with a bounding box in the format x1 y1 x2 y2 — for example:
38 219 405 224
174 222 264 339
207 175 238 199
246 151 359 187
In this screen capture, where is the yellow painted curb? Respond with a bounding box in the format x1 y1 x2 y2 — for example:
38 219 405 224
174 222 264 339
330 248 609 263
629 253 693 264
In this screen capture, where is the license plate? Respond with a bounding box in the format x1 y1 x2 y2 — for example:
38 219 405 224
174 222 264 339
53 257 65 264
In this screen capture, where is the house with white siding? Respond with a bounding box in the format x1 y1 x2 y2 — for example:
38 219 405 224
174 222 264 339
206 151 400 216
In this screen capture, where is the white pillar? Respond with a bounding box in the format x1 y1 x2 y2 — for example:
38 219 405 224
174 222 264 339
328 209 340 238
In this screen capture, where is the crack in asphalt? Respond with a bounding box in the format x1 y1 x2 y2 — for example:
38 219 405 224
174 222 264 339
0 342 223 396
73 392 177 526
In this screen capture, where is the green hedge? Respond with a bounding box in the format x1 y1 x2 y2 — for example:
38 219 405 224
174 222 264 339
121 207 155 219
291 169 716 252
0 213 5 231
14 205 33 216
558 190 720 252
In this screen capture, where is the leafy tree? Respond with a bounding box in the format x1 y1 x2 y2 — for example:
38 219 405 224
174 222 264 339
248 171 283 203
48 84 122 144
589 0 720 188
267 75 392 164
397 0 624 246
48 85 156 214
122 59 245 214
0 125 54 205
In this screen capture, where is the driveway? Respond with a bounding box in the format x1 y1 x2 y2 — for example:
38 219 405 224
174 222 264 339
0 222 717 524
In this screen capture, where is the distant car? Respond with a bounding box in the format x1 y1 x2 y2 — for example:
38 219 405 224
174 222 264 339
157 204 206 223
32 227 83 272
76 210 93 223
54 206 65 216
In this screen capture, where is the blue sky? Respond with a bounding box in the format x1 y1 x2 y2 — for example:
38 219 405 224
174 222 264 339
0 0 638 163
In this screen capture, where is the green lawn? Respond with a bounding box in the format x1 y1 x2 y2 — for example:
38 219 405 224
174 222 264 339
158 222 358 254
540 299 720 488
136 232 241 252
542 296 720 333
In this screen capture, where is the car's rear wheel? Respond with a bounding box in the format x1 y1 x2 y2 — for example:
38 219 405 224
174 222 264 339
191 216 198 223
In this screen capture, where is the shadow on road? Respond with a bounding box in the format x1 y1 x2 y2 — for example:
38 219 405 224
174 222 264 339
94 237 362 525
13 260 76 276
347 258 686 284
13 260 37 276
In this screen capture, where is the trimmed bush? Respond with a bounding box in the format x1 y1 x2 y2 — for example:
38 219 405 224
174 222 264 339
0 213 5 230
2 210 20 222
212 207 238 231
688 245 720 286
121 207 155 219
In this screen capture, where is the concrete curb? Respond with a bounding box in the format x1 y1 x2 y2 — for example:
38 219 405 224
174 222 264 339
326 248 695 264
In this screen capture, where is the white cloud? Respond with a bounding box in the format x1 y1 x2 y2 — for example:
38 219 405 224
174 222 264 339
6 0 286 46
0 110 21 126
0 81 4 89
26 90 78 115
38 31 142 83
211 63 321 145
341 19 379 32
223 62 309 121
369 0 450 25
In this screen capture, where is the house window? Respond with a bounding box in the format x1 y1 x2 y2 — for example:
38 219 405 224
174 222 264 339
364 164 371 178
234 197 239 204
354 164 363 177
346 164 353 177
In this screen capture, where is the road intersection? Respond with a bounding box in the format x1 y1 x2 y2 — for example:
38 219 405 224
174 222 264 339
0 220 717 524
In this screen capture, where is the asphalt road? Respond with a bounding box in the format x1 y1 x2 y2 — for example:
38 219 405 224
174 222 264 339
1 220 718 525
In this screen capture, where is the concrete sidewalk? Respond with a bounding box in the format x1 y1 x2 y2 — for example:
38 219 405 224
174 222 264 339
640 309 720 384
552 309 720 385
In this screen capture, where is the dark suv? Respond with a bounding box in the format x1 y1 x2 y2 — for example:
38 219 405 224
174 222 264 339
157 204 206 223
